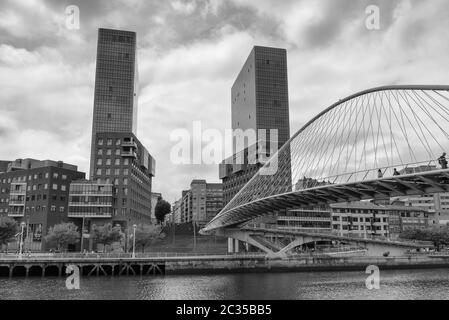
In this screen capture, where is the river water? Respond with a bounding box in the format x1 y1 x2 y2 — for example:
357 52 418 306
1 268 449 300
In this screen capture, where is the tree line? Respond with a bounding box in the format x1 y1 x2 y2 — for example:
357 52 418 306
1 217 165 253
0 196 172 253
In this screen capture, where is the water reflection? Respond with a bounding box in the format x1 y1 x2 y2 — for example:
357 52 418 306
1 269 449 300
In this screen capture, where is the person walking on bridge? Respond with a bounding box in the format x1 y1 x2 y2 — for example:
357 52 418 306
378 169 383 178
393 168 400 176
438 152 448 169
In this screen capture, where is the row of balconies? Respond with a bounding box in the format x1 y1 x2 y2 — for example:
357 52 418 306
121 150 137 158
68 211 112 218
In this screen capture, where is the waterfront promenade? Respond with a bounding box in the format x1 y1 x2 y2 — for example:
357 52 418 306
1 251 449 278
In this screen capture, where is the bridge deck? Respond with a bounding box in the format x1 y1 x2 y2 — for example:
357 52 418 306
203 168 449 231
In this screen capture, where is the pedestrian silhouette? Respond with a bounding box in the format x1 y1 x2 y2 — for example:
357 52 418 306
378 169 383 178
438 152 448 169
393 168 400 176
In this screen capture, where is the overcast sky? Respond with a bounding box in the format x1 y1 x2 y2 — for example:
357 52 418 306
1 0 449 202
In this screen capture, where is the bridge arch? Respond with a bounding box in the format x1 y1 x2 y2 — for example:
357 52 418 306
204 85 449 232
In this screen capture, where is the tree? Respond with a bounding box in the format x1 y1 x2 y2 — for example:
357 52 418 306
155 196 171 224
0 217 18 250
45 222 80 252
132 224 164 252
92 223 123 252
400 227 449 251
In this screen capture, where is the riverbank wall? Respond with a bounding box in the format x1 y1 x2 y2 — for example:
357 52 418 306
1 254 449 277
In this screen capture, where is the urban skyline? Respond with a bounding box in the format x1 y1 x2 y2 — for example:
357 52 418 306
1 0 449 202
2 0 449 303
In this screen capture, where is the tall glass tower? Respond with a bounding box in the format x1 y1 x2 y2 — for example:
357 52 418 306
220 46 291 205
90 28 139 178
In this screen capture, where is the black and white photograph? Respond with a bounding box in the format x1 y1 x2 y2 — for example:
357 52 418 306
1 0 449 307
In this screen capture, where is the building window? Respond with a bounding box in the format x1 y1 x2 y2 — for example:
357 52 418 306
52 184 58 190
97 149 103 155
45 173 49 179
115 169 120 175
98 139 104 146
123 169 128 175
107 149 112 155
106 168 111 175
115 159 120 166
61 185 66 191
53 173 58 179
97 159 102 165
96 169 102 175
51 205 56 212
116 139 121 145
106 159 111 166
115 149 120 155
59 206 65 213
123 178 128 185
107 139 113 146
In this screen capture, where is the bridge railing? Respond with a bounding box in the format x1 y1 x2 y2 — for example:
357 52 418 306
294 159 444 191
0 251 268 260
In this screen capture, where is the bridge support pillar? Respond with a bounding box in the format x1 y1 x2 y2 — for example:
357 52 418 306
234 239 240 253
227 238 234 254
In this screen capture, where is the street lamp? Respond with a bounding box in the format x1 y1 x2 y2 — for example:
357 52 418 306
18 222 26 260
132 224 137 259
80 213 86 253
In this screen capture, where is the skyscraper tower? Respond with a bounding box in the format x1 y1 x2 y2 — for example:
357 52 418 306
231 46 290 149
82 28 155 234
90 28 139 178
220 46 290 205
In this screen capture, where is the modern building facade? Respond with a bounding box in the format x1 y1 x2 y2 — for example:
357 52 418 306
90 28 139 178
90 132 154 227
330 202 430 239
385 204 430 239
277 208 332 233
68 180 114 251
272 201 431 241
0 158 85 250
172 198 182 224
150 192 162 222
392 193 449 226
175 180 223 227
220 46 290 205
84 28 155 235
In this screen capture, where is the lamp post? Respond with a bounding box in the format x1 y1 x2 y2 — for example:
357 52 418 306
132 224 137 259
193 218 197 253
18 222 26 260
80 213 85 253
